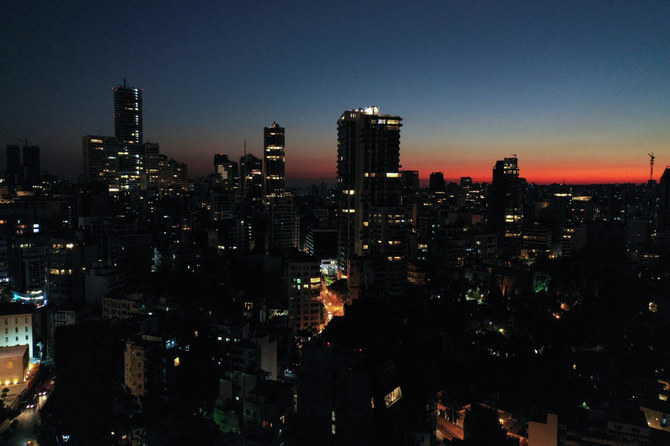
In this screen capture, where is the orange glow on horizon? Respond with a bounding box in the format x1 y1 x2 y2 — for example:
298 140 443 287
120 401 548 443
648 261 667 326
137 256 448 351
286 161 651 185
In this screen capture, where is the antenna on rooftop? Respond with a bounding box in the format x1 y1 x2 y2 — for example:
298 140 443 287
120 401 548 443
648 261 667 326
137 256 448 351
649 152 655 181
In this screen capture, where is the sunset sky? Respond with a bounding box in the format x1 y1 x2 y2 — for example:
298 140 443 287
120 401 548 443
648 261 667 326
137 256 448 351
1 1 669 185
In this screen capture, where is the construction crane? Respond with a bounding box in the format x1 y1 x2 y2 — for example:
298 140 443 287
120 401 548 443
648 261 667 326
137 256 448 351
649 152 655 181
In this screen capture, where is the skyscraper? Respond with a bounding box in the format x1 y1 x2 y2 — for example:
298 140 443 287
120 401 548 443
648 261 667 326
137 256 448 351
113 80 143 146
23 145 40 185
658 167 670 232
214 154 239 190
488 156 524 255
263 122 285 202
429 171 446 194
336 107 407 296
82 136 119 186
5 145 22 187
240 153 263 202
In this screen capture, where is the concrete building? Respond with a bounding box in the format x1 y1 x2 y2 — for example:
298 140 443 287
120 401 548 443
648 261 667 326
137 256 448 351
488 156 524 257
5 145 22 187
240 153 264 203
0 305 34 358
9 236 47 306
336 107 408 296
429 172 446 194
269 197 299 251
0 345 29 385
125 335 163 398
286 253 324 333
114 80 143 146
102 294 143 320
214 153 239 190
263 122 285 202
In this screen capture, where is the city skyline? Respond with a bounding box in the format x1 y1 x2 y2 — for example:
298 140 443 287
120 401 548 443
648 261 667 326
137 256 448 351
2 1 669 185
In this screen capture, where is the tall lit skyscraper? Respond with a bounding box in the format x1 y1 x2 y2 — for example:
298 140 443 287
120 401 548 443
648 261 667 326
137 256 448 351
263 122 285 202
488 156 524 255
113 80 143 146
336 107 407 296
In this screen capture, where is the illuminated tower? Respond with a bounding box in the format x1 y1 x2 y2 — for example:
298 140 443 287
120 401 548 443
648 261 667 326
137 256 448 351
113 81 143 198
113 80 143 145
488 156 524 256
263 122 285 202
336 107 407 296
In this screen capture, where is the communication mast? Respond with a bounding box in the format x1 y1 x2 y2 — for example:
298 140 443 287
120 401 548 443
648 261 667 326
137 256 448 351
649 152 655 181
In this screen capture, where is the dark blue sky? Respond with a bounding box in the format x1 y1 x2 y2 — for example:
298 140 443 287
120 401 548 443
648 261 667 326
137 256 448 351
1 1 669 183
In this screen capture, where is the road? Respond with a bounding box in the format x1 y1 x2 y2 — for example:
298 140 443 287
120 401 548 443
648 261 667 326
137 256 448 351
0 393 48 446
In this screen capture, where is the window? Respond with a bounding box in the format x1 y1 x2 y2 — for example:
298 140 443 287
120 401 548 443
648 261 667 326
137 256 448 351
25 327 28 332
384 386 402 408
25 336 28 340
15 328 17 333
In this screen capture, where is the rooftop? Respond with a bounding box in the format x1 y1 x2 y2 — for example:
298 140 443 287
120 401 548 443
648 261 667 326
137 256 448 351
0 345 28 359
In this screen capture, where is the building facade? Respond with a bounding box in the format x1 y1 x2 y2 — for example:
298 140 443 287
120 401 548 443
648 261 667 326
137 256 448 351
488 156 524 256
113 80 143 146
336 107 408 296
263 123 285 202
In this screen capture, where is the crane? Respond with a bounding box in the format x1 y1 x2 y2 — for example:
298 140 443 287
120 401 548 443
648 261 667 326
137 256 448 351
649 152 655 181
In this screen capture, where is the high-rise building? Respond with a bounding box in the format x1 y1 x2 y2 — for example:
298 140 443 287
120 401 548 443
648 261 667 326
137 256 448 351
336 107 407 296
285 252 324 333
488 156 524 255
429 172 446 194
5 145 22 187
400 170 419 205
269 197 299 251
82 136 120 187
5 143 40 187
141 142 161 196
240 153 263 202
214 154 239 190
659 167 670 232
23 145 40 185
263 122 285 201
113 80 143 146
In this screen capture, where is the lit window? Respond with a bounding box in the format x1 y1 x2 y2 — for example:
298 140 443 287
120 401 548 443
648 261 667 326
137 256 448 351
384 386 402 408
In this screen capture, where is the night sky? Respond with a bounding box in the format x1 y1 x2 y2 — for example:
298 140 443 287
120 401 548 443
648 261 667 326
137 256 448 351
2 1 669 185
